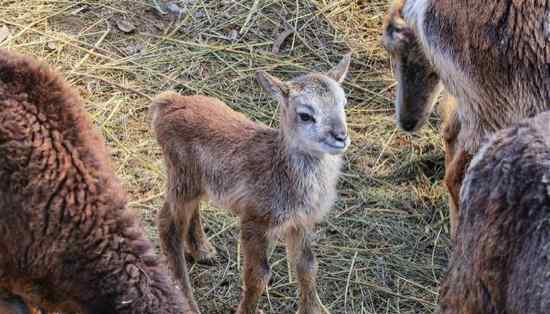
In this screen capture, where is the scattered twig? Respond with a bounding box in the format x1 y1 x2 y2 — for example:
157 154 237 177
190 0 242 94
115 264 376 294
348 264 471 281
271 28 293 54
73 72 152 100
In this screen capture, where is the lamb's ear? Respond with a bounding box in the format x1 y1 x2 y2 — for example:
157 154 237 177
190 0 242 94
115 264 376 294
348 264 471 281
256 71 289 102
327 52 352 83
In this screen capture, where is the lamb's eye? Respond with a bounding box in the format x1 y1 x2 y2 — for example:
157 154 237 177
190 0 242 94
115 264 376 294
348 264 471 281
299 113 315 123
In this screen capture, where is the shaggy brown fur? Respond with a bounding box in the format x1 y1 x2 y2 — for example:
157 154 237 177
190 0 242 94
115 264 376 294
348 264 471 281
0 288 45 314
403 0 550 154
438 111 550 313
388 1 549 236
0 49 195 314
151 54 351 314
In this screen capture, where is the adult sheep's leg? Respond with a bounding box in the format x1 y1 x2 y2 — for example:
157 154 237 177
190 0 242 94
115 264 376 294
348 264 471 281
236 219 271 314
444 147 472 239
286 226 329 314
439 94 463 240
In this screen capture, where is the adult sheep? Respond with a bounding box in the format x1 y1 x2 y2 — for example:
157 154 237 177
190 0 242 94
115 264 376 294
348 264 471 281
0 49 198 314
439 111 550 313
382 3 463 237
401 0 549 154
383 0 549 235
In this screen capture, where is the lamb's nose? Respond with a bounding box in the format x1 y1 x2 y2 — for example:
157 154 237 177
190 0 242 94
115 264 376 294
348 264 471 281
331 129 348 142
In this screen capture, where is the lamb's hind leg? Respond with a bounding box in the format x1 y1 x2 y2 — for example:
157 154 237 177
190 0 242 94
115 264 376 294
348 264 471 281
157 200 200 313
286 226 330 314
183 198 217 264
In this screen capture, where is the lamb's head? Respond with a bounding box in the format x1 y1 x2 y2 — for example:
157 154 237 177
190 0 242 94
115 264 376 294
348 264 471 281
382 1 442 132
256 53 351 156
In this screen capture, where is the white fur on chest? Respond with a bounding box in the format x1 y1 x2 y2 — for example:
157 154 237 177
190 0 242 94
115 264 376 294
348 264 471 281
202 146 343 237
271 154 342 236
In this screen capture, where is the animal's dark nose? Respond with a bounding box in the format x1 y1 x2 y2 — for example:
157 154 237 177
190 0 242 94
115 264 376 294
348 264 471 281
331 129 348 142
399 119 418 132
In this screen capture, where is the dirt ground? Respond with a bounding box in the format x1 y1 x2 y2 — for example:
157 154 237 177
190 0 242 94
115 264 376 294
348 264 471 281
0 0 451 313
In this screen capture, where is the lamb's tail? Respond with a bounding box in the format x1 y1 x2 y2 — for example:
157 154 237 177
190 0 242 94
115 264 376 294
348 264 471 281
149 91 180 127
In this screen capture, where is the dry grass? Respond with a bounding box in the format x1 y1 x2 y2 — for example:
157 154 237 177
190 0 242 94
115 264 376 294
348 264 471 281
0 0 451 313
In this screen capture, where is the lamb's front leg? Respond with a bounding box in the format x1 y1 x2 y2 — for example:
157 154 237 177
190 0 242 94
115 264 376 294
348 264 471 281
236 219 271 314
286 226 330 314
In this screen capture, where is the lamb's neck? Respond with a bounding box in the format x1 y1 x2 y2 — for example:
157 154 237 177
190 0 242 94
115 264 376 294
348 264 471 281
276 131 341 177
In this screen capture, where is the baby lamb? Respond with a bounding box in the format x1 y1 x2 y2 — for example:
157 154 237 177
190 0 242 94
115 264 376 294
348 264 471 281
439 111 550 313
0 49 197 314
151 53 352 314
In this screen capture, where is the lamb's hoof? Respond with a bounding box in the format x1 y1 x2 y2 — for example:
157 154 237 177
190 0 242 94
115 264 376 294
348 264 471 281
236 309 265 314
193 247 217 265
233 305 265 314
297 304 331 314
186 240 217 265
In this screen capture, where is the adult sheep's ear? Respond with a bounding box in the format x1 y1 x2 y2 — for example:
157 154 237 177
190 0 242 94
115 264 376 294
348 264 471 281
381 8 416 53
256 71 289 102
327 52 352 83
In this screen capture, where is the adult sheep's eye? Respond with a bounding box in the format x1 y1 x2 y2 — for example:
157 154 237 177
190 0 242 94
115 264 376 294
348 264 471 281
299 113 315 123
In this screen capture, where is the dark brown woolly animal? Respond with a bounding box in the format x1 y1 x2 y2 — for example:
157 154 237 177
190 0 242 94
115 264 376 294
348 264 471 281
438 111 550 313
403 0 550 154
0 288 45 314
388 1 549 235
0 49 197 314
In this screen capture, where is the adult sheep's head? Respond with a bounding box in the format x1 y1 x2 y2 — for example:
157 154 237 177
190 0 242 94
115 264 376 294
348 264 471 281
382 1 442 132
